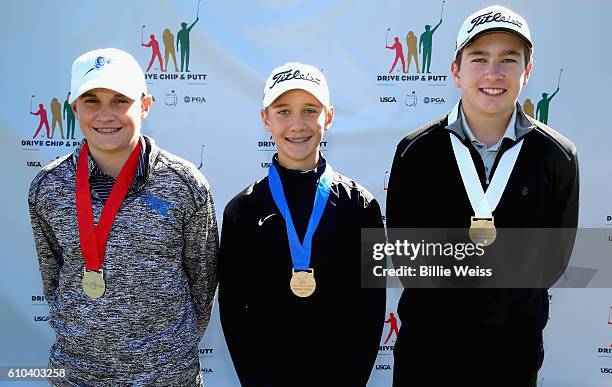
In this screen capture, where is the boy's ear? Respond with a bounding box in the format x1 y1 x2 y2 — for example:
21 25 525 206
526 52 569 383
324 106 334 130
71 102 78 119
141 95 153 120
261 108 271 132
451 61 461 88
523 61 533 86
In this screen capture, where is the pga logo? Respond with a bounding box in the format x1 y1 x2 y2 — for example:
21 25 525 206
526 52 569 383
423 97 445 104
184 96 207 104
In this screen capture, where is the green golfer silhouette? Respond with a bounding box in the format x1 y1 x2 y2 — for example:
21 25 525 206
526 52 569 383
64 93 76 139
419 19 442 74
536 87 559 125
177 17 199 72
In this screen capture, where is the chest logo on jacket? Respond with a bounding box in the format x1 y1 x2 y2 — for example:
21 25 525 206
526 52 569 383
139 193 176 220
258 213 276 226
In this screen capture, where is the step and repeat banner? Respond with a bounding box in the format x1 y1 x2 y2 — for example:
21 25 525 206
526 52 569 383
1 1 611 386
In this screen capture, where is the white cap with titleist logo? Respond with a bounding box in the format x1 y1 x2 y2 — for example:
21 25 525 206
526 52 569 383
69 48 147 104
263 62 329 108
454 5 532 59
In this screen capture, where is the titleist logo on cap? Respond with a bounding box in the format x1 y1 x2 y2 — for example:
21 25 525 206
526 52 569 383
467 11 523 34
269 69 321 89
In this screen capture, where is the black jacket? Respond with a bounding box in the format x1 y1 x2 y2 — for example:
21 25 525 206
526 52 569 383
219 156 386 387
386 103 579 332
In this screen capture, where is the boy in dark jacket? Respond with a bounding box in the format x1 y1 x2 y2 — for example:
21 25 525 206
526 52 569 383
219 62 386 387
387 6 579 387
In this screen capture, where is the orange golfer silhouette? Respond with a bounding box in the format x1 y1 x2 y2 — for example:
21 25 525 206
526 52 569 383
142 34 164 72
31 103 50 139
384 312 399 344
50 97 64 139
162 28 179 72
405 31 420 74
523 98 535 118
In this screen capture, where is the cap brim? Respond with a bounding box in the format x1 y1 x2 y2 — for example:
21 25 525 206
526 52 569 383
456 27 532 57
263 85 329 108
69 77 143 104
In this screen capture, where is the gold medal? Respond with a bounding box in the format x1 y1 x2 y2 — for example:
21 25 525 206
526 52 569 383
290 269 316 298
82 268 106 299
469 216 496 246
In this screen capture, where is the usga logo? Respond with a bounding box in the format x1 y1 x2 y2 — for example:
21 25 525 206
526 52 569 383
423 96 445 104
27 161 42 167
376 364 391 371
184 96 206 103
380 96 397 103
606 215 612 226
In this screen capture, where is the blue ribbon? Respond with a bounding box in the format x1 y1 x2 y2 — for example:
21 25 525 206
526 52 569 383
268 163 333 271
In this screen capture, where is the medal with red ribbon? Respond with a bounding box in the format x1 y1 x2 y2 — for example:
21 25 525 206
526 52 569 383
76 141 141 299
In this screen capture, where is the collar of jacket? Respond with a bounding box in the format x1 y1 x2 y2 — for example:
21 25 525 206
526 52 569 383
444 100 537 142
71 135 160 192
272 152 327 178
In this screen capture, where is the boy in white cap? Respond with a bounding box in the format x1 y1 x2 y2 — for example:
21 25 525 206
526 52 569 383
28 48 218 386
218 62 386 386
386 5 578 386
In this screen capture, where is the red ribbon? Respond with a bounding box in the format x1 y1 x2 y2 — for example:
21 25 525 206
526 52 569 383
76 141 141 271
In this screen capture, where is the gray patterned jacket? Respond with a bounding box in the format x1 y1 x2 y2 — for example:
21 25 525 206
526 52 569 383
28 135 218 386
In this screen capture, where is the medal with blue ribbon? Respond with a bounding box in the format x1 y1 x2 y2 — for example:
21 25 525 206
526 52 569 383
268 163 333 297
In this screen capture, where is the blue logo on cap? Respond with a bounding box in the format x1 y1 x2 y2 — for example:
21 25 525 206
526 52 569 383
84 56 112 76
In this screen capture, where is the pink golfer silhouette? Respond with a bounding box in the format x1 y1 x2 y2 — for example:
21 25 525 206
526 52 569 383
142 34 164 72
31 103 50 139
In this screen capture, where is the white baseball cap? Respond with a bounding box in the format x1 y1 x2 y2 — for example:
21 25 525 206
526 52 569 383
455 5 532 59
263 62 329 108
69 48 147 104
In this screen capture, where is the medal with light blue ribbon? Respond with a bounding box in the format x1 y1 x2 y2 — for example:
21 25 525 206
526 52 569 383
268 163 333 297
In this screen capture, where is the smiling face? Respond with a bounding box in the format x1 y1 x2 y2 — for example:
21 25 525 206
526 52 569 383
261 89 333 170
451 32 532 122
72 88 151 161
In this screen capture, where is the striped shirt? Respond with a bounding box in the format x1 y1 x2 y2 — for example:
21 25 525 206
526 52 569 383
89 137 148 202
